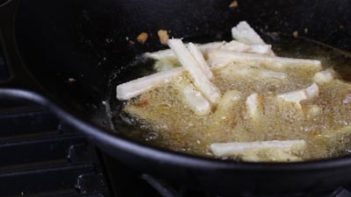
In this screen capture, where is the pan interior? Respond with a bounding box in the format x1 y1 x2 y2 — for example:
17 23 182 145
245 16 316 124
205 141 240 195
109 33 351 160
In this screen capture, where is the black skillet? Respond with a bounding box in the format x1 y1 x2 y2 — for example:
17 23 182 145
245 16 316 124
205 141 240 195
1 0 351 195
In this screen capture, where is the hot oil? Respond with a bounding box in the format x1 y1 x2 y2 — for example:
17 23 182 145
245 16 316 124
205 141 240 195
113 35 351 161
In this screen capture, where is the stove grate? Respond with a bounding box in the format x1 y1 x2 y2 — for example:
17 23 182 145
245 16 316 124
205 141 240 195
0 102 110 197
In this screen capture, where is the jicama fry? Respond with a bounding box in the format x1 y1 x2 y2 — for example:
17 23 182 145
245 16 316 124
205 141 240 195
258 69 287 79
222 40 272 55
343 94 351 104
231 21 276 56
277 83 319 108
145 49 175 60
278 90 307 104
313 69 335 85
212 90 241 123
193 42 226 54
276 84 319 119
245 93 263 120
246 44 273 55
168 39 221 104
145 42 224 60
305 83 319 98
116 67 183 100
207 50 322 71
175 79 211 115
231 21 266 45
210 140 306 162
218 63 287 80
188 43 213 79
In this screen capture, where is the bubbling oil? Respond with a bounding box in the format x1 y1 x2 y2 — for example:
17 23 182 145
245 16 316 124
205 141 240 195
112 35 351 161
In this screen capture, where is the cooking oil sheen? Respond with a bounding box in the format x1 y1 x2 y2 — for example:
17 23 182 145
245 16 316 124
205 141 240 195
115 36 351 161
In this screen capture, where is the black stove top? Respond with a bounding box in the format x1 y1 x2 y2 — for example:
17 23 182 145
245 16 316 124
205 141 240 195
0 102 109 197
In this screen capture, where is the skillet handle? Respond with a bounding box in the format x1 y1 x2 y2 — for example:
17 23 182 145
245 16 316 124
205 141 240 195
0 0 44 95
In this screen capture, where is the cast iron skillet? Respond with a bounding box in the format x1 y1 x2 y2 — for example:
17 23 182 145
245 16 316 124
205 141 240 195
1 0 351 195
